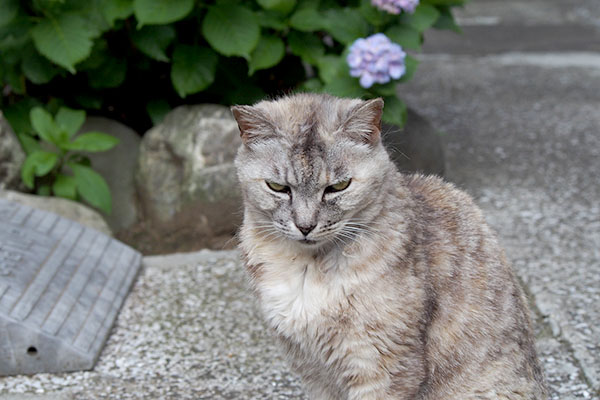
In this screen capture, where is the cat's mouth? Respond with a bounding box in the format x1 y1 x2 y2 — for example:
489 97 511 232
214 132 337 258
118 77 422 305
298 238 319 246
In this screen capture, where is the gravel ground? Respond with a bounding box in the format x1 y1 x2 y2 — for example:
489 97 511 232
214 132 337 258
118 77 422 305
0 250 305 399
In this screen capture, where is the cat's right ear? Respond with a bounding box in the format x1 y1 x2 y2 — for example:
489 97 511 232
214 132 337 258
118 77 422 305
231 105 272 145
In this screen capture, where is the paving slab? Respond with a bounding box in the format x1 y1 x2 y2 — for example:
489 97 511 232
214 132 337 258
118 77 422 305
423 24 600 55
454 0 600 27
400 54 600 398
423 0 600 55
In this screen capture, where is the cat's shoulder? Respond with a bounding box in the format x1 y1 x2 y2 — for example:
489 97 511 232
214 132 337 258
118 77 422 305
402 173 475 209
398 173 488 236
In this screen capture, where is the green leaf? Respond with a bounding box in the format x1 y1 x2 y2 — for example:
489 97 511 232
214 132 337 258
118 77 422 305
1 45 22 64
288 31 325 64
289 9 325 32
67 153 91 167
256 0 296 15
385 25 421 50
398 54 419 82
382 95 407 127
31 13 99 73
255 10 287 30
202 5 260 59
87 56 127 88
248 35 285 75
21 158 35 189
16 132 41 155
52 173 77 200
77 39 108 70
0 16 31 51
298 77 323 92
171 45 218 98
102 0 133 27
74 93 103 110
64 132 119 152
146 99 171 125
77 3 111 35
358 0 390 26
0 0 19 28
133 0 194 27
3 63 25 94
402 4 440 32
30 107 60 144
70 162 112 214
56 107 86 138
222 84 266 106
21 48 58 84
3 99 41 135
323 8 369 45
433 7 462 33
296 0 320 10
21 151 59 188
316 55 341 84
370 80 397 96
323 72 367 98
131 25 175 62
37 184 52 196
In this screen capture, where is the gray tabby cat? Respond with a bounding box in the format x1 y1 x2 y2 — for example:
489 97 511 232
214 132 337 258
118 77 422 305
232 93 548 400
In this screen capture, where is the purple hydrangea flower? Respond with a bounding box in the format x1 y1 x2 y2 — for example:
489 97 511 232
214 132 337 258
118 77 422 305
371 0 420 14
346 33 407 89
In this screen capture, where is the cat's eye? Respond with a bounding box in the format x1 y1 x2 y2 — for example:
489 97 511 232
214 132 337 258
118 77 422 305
266 181 289 193
326 179 352 193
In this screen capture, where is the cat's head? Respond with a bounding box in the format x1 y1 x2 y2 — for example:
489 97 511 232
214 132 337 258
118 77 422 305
233 93 393 249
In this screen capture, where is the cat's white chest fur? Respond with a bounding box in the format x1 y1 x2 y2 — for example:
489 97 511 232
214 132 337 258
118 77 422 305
244 241 385 338
259 255 341 335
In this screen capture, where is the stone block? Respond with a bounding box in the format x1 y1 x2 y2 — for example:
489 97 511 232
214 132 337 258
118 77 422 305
0 198 141 376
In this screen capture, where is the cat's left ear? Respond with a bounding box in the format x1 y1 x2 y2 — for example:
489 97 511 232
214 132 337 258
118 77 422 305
231 105 272 145
341 98 384 146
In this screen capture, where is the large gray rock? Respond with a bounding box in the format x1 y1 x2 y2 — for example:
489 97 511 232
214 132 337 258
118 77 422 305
0 190 112 236
80 117 141 234
0 112 26 191
133 105 242 254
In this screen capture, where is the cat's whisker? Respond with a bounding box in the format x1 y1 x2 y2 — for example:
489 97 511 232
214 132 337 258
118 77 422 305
339 227 386 253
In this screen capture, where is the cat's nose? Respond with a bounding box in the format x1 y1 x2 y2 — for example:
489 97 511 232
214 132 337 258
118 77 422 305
296 223 316 236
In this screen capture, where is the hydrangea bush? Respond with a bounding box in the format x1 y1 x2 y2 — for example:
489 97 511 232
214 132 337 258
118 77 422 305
1 0 466 144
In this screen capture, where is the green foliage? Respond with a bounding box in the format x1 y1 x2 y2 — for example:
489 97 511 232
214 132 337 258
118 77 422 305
31 13 101 73
20 106 118 214
248 35 285 75
1 0 467 162
171 45 218 98
133 0 194 27
131 26 176 62
382 95 408 126
202 5 260 59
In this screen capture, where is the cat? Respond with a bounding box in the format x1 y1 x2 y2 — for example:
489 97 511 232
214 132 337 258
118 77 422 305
232 93 548 400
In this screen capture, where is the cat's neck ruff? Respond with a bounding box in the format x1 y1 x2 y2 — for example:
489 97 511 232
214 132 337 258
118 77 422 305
239 209 404 337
